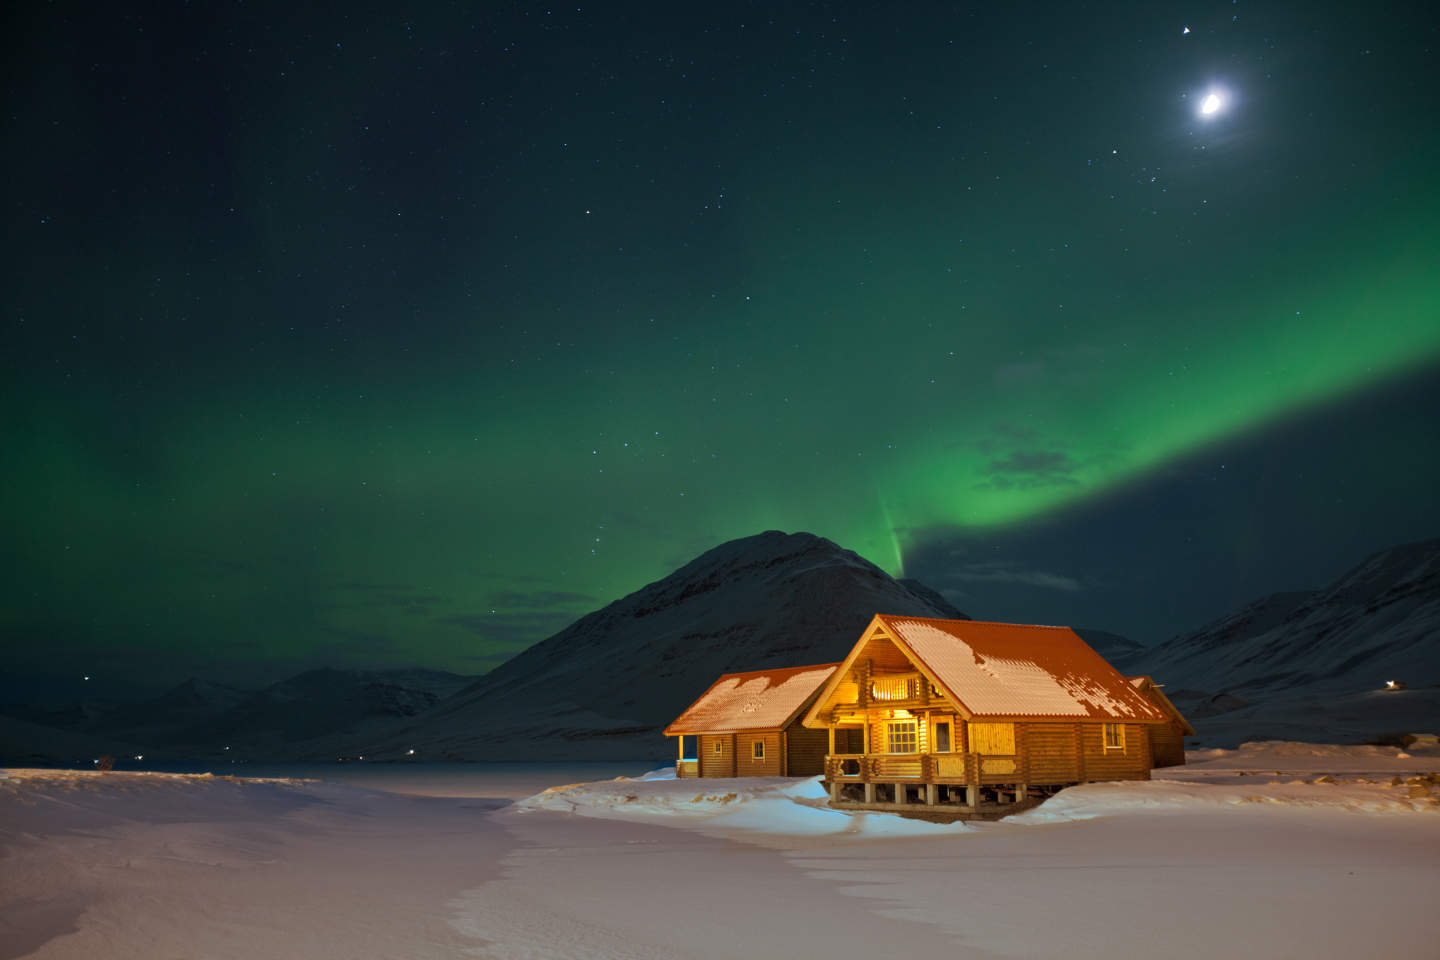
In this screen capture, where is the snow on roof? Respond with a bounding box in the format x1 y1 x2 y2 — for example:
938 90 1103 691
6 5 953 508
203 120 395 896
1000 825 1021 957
880 617 1166 721
665 663 840 735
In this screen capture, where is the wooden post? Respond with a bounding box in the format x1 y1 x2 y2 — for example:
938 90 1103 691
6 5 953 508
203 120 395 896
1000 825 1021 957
731 733 738 778
966 784 979 808
864 782 876 804
830 779 841 802
894 782 904 805
676 736 684 778
828 725 836 758
926 783 937 805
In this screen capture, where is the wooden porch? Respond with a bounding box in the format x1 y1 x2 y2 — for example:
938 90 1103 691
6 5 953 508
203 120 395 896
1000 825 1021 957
822 752 1060 821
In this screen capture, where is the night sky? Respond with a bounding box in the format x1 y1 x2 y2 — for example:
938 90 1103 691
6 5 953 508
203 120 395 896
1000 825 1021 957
4 2 1437 699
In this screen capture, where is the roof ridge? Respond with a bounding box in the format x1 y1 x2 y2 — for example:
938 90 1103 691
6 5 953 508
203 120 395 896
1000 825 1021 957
880 614 1072 630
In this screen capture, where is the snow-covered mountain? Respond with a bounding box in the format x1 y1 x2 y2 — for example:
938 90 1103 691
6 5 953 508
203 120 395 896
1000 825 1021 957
1134 537 1440 745
174 668 475 749
358 530 969 761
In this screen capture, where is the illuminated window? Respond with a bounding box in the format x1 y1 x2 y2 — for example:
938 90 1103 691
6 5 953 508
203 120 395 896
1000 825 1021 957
752 740 765 760
887 720 918 754
1103 723 1125 750
934 721 952 753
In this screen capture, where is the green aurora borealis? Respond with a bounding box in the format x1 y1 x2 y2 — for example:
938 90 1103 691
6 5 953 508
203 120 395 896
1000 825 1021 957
3 2 1437 693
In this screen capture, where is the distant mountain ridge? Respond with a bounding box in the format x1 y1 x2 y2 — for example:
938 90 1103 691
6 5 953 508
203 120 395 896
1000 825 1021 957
364 530 971 761
0 668 475 766
1133 537 1440 745
8 531 1433 766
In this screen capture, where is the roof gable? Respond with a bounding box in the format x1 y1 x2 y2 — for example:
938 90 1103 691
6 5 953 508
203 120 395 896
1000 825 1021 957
664 663 839 735
802 615 952 726
1128 676 1197 735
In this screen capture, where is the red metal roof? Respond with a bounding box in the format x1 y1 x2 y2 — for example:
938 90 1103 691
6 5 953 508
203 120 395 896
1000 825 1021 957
664 662 840 735
877 616 1167 722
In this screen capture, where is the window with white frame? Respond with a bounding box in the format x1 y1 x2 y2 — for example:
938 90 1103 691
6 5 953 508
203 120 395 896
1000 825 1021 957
887 720 918 754
714 740 723 754
1103 723 1125 750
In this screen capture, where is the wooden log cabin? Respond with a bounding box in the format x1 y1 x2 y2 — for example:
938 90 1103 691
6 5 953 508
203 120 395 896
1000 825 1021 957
801 615 1181 817
1128 675 1196 768
665 663 839 778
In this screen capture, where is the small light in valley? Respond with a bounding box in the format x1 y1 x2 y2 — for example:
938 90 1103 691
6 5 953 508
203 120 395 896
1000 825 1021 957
407 748 416 755
134 754 144 761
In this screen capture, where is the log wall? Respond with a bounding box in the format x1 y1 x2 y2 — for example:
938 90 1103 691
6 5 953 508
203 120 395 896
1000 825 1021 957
785 723 830 776
734 731 782 777
1022 722 1082 784
1149 720 1186 767
1079 723 1151 781
699 733 736 777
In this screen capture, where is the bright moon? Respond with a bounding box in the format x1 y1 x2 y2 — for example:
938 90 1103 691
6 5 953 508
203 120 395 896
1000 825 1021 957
1200 92 1224 116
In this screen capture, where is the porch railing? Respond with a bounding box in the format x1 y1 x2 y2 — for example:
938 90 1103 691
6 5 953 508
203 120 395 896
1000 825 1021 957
823 753 989 783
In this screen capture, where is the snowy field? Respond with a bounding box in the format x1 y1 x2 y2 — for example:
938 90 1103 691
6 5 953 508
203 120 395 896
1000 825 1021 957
3 743 1439 959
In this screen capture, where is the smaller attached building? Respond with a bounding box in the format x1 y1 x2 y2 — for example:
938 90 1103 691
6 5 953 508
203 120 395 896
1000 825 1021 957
1128 676 1195 768
665 663 839 778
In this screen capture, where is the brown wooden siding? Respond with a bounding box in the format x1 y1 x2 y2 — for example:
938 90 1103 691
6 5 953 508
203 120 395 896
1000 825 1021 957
1079 723 1151 781
1150 721 1186 768
735 731 782 777
785 722 829 776
699 733 736 777
1023 722 1082 784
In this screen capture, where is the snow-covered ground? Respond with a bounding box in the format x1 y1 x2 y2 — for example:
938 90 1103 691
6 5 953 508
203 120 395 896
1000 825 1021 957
4 743 1439 959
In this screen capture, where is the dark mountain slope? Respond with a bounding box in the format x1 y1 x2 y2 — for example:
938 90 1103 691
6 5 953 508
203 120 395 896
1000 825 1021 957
364 530 970 761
